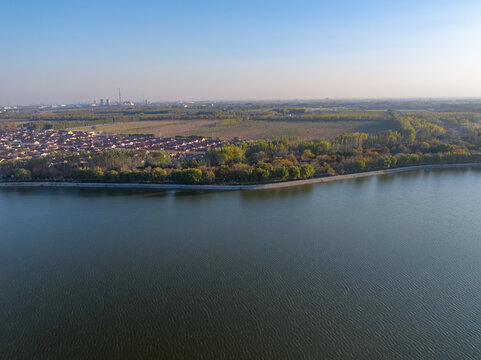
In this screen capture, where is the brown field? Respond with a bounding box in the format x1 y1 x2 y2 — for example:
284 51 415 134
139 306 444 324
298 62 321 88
73 120 215 137
72 118 394 141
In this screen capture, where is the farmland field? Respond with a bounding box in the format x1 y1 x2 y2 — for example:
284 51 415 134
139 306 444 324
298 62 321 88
72 118 395 140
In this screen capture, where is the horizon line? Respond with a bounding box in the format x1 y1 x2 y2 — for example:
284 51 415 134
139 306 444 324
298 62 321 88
4 96 481 108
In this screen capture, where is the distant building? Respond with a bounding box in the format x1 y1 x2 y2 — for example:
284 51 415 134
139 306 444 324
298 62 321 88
99 99 105 106
106 99 111 106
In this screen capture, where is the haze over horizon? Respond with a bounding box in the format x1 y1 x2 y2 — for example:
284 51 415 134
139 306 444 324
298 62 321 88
2 0 481 105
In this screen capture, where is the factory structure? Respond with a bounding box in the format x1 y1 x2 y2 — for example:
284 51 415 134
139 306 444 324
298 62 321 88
98 89 134 107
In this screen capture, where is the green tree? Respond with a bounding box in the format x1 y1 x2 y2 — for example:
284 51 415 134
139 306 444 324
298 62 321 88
298 139 330 155
254 167 270 182
377 156 397 169
301 149 315 160
172 168 203 184
397 154 420 166
354 159 366 171
105 170 119 182
152 167 167 182
202 170 216 183
288 166 300 180
16 168 32 181
276 166 289 180
207 145 245 165
184 169 203 184
92 166 104 180
300 164 315 178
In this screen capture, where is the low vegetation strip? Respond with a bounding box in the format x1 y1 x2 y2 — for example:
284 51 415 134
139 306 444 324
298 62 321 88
2 163 481 191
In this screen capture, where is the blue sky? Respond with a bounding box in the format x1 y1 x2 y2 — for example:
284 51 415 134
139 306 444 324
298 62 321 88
1 0 481 104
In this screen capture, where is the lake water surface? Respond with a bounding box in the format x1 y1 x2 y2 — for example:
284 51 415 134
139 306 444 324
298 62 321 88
2 169 481 359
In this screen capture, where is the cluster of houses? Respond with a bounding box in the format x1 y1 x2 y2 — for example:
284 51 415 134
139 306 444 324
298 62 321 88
0 129 230 162
0 106 17 113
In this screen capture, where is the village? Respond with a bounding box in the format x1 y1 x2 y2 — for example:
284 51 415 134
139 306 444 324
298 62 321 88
0 129 231 162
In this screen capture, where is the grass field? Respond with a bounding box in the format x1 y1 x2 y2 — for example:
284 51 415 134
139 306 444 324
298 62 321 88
72 118 395 140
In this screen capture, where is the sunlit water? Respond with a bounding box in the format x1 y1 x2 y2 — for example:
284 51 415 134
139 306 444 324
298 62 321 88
1 169 481 359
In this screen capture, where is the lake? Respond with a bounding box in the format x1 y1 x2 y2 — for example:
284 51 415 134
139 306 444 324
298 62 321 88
1 169 481 359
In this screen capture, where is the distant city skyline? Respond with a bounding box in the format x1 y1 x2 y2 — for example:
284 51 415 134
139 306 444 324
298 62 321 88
2 0 481 105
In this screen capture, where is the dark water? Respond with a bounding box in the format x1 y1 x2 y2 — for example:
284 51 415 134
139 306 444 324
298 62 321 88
2 169 481 359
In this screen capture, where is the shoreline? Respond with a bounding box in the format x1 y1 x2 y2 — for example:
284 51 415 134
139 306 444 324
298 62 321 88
1 163 481 191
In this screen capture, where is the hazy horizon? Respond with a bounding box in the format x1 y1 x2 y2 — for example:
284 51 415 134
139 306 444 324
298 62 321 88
6 96 481 108
2 0 481 105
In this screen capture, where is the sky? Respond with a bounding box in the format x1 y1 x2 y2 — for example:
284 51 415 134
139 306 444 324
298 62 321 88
1 0 481 105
